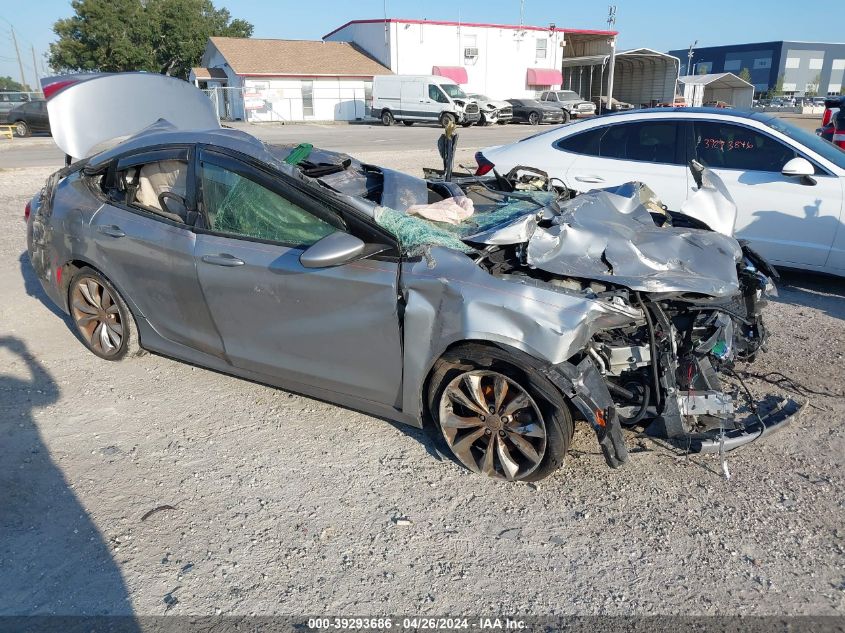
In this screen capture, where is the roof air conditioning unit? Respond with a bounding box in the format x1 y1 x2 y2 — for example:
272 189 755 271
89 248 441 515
464 47 479 58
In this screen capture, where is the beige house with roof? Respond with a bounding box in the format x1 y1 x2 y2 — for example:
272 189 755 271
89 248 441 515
190 37 392 122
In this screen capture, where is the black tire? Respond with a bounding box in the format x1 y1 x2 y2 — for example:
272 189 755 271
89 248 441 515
381 110 395 126
426 343 573 482
461 120 474 127
440 112 456 128
528 111 540 125
479 114 488 126
561 109 571 123
403 121 414 126
68 267 140 361
14 120 30 137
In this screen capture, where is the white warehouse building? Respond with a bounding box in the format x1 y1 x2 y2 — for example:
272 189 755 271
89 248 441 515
324 18 617 100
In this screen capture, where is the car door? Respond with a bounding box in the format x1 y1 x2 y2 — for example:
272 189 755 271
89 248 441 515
90 147 224 356
558 119 690 208
425 84 450 122
691 119 842 267
193 147 404 406
399 79 426 121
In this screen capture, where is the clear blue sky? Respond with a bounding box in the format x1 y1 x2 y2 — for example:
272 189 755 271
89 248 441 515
0 0 837 88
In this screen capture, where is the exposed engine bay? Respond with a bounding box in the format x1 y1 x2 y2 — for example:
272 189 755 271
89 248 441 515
308 147 802 468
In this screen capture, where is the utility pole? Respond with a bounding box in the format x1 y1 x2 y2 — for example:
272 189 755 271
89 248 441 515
605 6 617 108
11 28 27 90
686 40 698 76
30 45 40 92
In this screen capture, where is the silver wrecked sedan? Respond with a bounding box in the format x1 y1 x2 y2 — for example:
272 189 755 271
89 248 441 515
26 74 800 482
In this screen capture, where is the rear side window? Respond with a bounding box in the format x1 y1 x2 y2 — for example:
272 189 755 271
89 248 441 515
556 121 682 165
693 121 796 172
113 159 190 223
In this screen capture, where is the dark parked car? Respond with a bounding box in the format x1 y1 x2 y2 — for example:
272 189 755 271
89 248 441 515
8 99 50 137
505 99 564 125
27 74 799 482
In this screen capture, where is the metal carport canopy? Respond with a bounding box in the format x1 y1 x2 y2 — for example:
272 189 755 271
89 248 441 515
678 73 755 109
560 48 681 107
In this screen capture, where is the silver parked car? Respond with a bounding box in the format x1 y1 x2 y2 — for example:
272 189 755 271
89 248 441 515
539 90 596 121
26 74 799 482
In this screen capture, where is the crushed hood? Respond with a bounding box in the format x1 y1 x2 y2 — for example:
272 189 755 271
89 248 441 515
524 183 743 296
46 73 220 159
465 174 744 298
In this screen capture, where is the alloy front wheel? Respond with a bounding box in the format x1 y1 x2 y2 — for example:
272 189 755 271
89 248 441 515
438 370 547 481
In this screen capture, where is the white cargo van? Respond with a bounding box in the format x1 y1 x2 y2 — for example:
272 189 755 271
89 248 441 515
372 75 481 127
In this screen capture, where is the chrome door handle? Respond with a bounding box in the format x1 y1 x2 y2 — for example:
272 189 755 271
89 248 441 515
97 225 125 238
574 175 605 183
201 253 245 267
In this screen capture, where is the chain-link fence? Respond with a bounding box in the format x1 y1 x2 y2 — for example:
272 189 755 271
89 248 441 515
202 86 371 123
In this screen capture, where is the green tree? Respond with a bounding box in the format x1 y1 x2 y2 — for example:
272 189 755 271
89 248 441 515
49 0 253 79
0 76 28 91
770 74 785 98
738 67 752 83
805 73 821 97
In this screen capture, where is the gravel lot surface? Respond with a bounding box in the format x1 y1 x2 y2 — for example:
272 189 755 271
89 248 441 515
0 139 843 619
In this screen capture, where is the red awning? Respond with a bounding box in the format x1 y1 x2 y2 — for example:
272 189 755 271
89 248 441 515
432 66 468 84
526 68 563 86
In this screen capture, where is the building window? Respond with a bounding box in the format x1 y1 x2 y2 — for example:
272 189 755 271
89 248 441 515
809 58 823 70
833 59 845 71
724 59 741 71
301 80 314 117
753 57 771 69
536 38 547 60
364 82 372 116
785 57 800 69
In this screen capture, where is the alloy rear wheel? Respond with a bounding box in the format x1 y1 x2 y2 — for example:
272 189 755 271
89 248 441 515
69 268 139 361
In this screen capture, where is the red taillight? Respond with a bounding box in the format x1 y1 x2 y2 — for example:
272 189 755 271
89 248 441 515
43 79 79 100
24 200 31 223
822 108 833 126
475 151 495 176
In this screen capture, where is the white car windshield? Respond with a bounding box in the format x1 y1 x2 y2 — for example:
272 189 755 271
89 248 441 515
440 84 467 99
557 91 581 100
754 113 845 169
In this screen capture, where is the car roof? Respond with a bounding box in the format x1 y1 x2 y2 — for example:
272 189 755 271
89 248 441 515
87 124 273 170
596 106 757 120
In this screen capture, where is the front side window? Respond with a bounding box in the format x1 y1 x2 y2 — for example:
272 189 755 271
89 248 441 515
536 38 547 59
200 162 338 247
429 84 449 103
693 121 796 172
556 121 681 164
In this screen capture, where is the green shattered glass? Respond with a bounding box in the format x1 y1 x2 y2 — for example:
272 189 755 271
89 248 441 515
376 188 555 255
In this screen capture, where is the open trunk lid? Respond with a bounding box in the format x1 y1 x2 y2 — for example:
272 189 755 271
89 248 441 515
45 72 220 159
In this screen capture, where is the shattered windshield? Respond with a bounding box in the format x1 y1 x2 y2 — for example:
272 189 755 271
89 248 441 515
375 187 557 255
